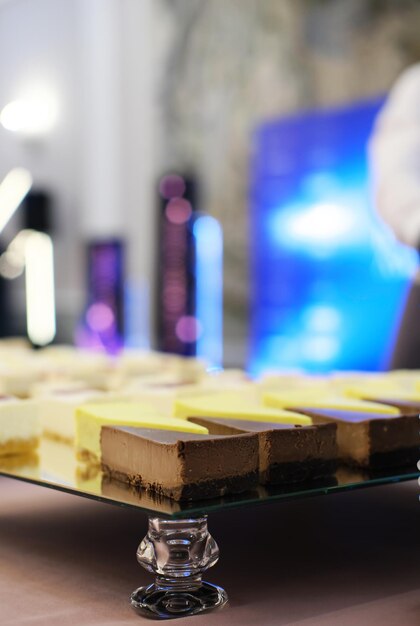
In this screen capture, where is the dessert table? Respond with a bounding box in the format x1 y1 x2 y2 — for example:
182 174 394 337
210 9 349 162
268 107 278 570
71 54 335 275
1 476 419 625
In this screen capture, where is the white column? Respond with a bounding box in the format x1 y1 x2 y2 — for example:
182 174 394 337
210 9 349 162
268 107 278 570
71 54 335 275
120 0 157 346
78 0 158 346
79 0 123 238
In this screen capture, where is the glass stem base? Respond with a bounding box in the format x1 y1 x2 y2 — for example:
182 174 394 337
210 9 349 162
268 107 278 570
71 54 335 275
131 580 228 619
131 515 228 619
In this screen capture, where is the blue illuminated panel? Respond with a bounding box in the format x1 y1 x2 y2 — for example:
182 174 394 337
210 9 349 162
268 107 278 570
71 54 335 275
249 99 418 375
194 215 223 367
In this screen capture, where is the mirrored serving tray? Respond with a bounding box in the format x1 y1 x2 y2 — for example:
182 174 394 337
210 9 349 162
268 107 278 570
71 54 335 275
0 437 418 518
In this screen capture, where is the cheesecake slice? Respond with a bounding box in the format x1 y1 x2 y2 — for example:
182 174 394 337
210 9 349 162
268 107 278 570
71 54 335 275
40 389 134 444
125 380 258 415
0 365 44 398
263 391 416 468
187 416 337 484
174 393 312 425
30 379 94 398
75 402 208 463
0 397 40 456
285 408 418 469
101 426 259 500
0 451 39 478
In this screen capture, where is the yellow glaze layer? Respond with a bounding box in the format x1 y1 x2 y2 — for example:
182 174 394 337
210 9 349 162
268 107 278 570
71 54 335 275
263 392 400 415
174 393 312 425
344 383 420 402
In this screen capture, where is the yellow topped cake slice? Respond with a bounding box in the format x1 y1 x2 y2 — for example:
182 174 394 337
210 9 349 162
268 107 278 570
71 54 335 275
263 391 400 415
126 380 258 415
174 393 312 425
75 402 208 462
342 380 420 403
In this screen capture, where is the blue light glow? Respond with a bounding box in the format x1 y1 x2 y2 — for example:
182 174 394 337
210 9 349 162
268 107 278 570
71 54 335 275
193 215 223 366
269 200 364 254
249 99 418 375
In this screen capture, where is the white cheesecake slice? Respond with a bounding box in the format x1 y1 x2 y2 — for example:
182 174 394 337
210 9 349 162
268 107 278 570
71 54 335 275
40 390 132 443
0 397 40 456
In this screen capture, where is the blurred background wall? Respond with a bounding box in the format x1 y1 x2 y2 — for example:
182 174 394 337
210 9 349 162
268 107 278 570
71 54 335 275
154 0 420 363
0 0 160 346
1 0 420 365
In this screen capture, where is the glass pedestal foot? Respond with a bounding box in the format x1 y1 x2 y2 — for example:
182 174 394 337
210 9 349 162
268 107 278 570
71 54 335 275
131 515 228 620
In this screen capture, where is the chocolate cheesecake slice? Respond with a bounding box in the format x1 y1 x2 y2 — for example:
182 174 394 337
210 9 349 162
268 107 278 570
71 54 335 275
262 391 417 469
187 417 337 484
101 426 259 501
289 408 418 469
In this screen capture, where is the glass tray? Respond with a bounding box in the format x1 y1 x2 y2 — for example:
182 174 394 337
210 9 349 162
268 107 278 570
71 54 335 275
2 436 418 619
0 437 418 519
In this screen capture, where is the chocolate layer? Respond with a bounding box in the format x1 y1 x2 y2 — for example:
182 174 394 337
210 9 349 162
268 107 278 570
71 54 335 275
187 417 337 484
290 407 418 468
103 466 258 500
255 458 336 484
368 446 419 471
100 426 259 501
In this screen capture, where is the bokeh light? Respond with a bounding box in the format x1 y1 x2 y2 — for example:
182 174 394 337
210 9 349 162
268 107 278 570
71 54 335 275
165 198 192 224
175 315 202 343
86 302 115 332
159 174 186 200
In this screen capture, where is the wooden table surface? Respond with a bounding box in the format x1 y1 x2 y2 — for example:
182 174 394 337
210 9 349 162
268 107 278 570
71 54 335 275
0 476 419 625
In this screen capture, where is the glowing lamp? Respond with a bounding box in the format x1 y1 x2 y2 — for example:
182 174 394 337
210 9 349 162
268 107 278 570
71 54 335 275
1 95 58 138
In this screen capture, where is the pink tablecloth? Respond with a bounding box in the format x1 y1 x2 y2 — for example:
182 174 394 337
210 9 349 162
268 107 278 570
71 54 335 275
0 476 419 625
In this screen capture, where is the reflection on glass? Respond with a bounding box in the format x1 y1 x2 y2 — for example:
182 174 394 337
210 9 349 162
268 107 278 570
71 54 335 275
0 437 417 519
